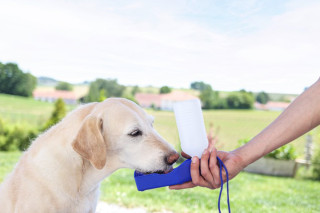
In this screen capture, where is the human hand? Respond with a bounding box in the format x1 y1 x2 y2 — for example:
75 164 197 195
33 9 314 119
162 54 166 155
169 149 245 190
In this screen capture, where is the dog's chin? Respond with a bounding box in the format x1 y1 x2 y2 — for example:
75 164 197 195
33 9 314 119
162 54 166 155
154 166 174 174
137 165 173 175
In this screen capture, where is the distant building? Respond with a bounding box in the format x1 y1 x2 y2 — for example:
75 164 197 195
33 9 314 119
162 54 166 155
135 91 199 111
33 90 78 105
254 101 291 111
135 93 162 109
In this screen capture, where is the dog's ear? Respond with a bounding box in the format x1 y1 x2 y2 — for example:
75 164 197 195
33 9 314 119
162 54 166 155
72 115 107 170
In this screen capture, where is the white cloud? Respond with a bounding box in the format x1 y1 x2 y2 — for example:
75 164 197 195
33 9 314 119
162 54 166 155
0 0 319 94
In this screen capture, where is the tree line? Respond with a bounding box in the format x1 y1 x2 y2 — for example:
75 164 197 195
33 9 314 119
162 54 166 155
0 61 270 110
0 62 37 97
45 78 270 110
191 81 270 109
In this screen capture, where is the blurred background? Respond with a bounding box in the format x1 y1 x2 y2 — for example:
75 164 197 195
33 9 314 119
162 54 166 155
0 0 319 212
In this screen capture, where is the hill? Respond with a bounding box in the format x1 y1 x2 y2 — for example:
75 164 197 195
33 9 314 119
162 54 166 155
37 76 58 86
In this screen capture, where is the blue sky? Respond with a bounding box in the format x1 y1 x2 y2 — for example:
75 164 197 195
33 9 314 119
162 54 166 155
0 0 319 94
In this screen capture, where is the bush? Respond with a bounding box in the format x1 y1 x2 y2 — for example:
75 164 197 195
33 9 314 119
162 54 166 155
238 138 297 160
0 118 5 135
312 148 320 180
238 138 251 147
99 89 107 102
159 86 171 94
199 85 221 109
256 91 270 104
43 98 66 130
85 79 125 102
122 94 138 105
0 122 38 151
18 128 37 151
131 85 141 96
226 91 254 109
55 81 73 91
265 144 297 160
0 118 10 151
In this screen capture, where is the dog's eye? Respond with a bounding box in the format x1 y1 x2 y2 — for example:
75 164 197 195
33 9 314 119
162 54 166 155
128 129 142 137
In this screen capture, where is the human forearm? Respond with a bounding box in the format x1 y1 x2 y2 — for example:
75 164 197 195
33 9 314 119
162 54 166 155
234 78 320 167
170 78 320 191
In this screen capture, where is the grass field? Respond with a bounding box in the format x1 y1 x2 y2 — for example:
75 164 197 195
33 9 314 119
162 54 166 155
0 93 319 155
1 93 320 212
1 152 319 213
1 93 314 155
0 93 74 127
0 93 54 126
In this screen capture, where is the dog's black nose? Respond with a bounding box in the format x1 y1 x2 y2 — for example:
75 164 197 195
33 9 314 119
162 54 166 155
165 152 180 165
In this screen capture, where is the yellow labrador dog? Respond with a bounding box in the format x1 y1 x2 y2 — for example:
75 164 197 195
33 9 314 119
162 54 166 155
0 98 179 213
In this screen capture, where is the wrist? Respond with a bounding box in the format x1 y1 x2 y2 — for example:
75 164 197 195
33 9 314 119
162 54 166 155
231 138 266 168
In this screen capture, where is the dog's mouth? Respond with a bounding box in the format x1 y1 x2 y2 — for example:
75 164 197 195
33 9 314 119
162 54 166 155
138 166 174 175
155 166 174 174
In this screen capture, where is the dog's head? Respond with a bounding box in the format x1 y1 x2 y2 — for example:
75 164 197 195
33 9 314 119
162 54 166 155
72 98 179 174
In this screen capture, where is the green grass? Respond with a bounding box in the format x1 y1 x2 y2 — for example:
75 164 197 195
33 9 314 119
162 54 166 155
0 152 21 182
1 152 319 213
0 93 74 127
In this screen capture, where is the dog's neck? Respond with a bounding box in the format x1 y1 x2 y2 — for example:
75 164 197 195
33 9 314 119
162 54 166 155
77 153 120 196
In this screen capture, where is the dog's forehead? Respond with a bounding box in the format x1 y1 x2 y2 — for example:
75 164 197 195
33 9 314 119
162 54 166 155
97 98 151 122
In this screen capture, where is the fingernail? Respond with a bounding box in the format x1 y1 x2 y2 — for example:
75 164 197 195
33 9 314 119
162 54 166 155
202 149 208 156
209 146 214 153
192 157 197 163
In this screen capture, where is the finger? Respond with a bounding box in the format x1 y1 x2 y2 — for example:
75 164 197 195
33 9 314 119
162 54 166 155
200 149 214 187
208 139 215 152
209 148 221 188
181 151 191 159
217 151 229 183
169 181 196 190
190 157 213 189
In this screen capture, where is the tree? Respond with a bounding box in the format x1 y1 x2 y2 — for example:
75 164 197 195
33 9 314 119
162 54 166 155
190 81 208 91
159 86 171 94
256 91 270 104
43 98 66 130
122 94 138 104
85 82 100 102
240 92 254 109
0 117 8 151
0 117 4 135
85 79 125 102
131 85 141 96
55 81 73 91
200 85 214 109
0 62 37 97
226 91 254 109
99 89 107 102
226 93 241 109
199 85 222 109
